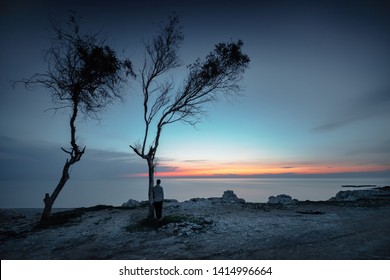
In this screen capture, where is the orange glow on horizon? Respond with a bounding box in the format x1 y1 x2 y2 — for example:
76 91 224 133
127 161 390 178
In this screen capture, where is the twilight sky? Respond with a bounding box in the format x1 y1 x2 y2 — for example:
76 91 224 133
1 0 390 184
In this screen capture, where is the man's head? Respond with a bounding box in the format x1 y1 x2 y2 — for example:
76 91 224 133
157 179 161 185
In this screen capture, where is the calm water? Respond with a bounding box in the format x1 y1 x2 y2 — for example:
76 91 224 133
1 177 389 208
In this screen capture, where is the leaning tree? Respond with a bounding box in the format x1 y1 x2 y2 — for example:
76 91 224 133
19 14 134 224
129 16 250 218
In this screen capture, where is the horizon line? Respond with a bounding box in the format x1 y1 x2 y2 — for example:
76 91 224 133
128 170 390 180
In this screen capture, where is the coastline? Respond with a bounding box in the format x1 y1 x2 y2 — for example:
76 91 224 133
2 177 389 208
1 188 390 260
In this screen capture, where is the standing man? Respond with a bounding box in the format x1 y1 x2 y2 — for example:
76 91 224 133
153 179 164 220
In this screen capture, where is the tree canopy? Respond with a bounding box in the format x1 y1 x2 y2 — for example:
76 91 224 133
23 14 134 119
18 13 134 224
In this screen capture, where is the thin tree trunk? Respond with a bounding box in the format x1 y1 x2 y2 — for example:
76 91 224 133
40 101 84 225
40 158 72 224
147 157 155 219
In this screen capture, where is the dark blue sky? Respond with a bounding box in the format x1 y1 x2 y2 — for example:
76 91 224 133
1 0 390 184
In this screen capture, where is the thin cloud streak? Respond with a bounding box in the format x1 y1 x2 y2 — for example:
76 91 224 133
150 157 390 178
0 135 143 180
313 88 390 132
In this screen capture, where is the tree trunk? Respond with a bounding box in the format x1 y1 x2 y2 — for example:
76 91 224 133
40 158 72 225
147 157 155 219
40 100 84 225
40 193 53 224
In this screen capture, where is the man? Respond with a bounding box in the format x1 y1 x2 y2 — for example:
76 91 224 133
153 179 164 220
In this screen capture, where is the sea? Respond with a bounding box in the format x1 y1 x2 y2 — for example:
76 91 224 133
1 177 389 209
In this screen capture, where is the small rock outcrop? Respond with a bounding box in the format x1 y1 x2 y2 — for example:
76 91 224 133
122 190 247 210
121 199 140 208
222 190 246 204
267 194 298 205
329 187 390 201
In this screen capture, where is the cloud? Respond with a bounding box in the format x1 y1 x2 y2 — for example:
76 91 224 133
0 135 145 180
0 136 62 180
342 139 390 168
313 88 390 132
155 165 179 173
74 149 146 179
181 159 210 163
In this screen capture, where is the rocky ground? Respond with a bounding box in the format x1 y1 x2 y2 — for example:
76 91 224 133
1 189 390 260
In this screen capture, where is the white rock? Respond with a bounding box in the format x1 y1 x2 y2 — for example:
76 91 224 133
267 194 297 205
121 199 140 208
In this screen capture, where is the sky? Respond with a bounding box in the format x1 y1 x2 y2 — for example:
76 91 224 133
1 0 390 190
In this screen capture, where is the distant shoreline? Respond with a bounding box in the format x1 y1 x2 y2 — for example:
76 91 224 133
341 184 377 188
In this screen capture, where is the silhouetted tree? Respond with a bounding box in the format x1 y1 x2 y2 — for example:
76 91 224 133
129 16 250 218
18 14 134 224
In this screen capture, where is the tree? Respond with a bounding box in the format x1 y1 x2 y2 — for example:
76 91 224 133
129 16 250 218
18 14 134 224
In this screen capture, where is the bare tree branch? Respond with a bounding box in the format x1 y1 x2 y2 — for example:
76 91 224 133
129 15 250 218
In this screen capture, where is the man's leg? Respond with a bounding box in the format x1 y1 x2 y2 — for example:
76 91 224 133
159 202 163 219
156 202 163 219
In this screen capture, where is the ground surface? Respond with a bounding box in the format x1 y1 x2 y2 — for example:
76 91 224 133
1 198 389 260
